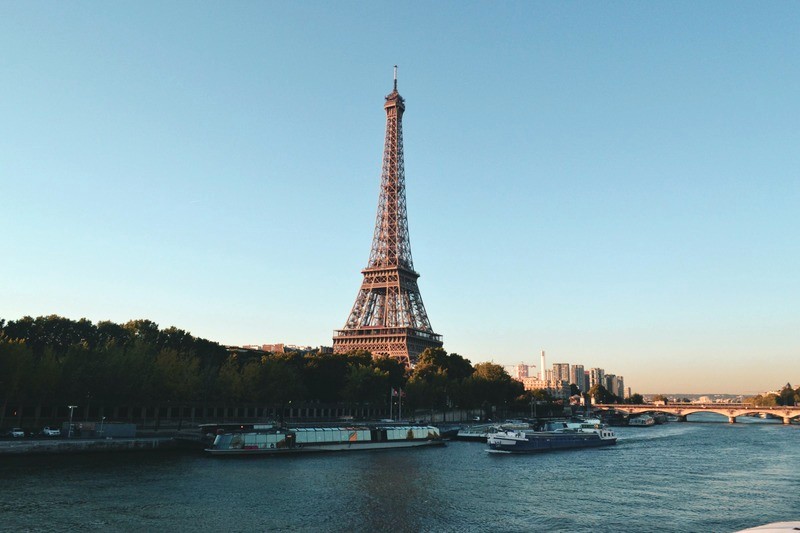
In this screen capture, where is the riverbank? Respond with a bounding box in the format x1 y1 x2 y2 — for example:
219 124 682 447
0 436 179 455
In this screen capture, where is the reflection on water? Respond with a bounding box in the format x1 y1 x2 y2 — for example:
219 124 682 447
1 422 799 532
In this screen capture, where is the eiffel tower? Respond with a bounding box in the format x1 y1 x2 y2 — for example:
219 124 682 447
332 68 443 366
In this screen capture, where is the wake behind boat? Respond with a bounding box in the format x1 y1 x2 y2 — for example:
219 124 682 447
206 424 444 456
487 424 617 454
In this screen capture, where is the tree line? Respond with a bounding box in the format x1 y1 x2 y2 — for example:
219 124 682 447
0 315 530 424
745 384 800 407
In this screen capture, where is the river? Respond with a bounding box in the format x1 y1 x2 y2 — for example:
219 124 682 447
1 416 798 532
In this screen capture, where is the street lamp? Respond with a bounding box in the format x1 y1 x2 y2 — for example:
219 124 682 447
67 405 77 438
99 416 106 437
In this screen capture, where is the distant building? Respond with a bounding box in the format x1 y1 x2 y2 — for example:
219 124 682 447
518 377 571 399
605 374 625 399
242 343 285 353
512 363 531 380
236 343 318 354
507 358 631 400
589 368 605 389
570 364 586 392
604 373 615 393
552 363 570 383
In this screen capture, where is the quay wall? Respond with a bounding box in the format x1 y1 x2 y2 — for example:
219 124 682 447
0 437 178 456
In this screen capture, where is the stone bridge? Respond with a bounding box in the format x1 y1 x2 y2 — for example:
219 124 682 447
593 403 800 424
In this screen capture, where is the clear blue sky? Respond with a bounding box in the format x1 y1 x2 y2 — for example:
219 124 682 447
1 2 797 394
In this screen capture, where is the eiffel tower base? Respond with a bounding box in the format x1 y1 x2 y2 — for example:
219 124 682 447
332 327 443 367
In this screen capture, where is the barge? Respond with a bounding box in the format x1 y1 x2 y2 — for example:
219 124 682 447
487 425 617 454
206 425 444 455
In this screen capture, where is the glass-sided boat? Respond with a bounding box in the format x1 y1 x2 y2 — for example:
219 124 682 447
205 425 444 456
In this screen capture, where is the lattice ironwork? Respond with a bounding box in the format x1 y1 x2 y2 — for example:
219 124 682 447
333 69 442 367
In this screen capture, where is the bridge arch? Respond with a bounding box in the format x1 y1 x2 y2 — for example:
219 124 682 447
594 404 800 424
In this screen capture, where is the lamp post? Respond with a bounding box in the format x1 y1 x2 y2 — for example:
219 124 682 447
99 416 106 437
68 405 77 438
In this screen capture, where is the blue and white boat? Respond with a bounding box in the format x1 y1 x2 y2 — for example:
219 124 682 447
486 425 617 454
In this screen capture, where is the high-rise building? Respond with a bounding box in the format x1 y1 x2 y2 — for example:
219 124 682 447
332 69 442 366
589 368 605 389
570 364 586 392
604 374 625 398
552 363 570 383
616 376 625 398
539 350 546 380
512 363 530 380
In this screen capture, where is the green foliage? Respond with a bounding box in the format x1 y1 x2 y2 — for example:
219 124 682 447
589 384 621 404
744 387 800 407
625 393 644 404
466 362 523 408
779 383 795 406
0 315 558 418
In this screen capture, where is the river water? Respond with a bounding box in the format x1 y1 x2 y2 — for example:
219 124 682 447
1 416 798 532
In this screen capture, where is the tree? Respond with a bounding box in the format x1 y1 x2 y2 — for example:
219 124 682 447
342 365 389 405
303 352 351 402
123 319 161 346
0 339 34 426
217 357 244 403
406 348 476 413
652 394 669 404
625 393 644 404
406 367 448 412
261 357 306 406
468 362 524 410
413 348 474 382
745 393 779 407
588 384 618 404
372 356 406 391
154 348 201 403
779 383 795 406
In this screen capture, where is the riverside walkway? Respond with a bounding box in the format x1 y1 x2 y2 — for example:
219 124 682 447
594 403 800 424
0 436 178 455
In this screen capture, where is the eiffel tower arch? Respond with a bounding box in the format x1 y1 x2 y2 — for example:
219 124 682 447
332 68 443 367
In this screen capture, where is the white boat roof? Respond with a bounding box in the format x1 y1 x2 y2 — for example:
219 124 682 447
735 522 800 532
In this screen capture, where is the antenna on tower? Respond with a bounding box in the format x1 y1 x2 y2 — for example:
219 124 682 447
393 65 398 91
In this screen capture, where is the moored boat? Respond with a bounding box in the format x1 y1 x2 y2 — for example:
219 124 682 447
455 424 502 441
486 425 617 454
628 415 656 427
455 421 530 442
205 425 444 455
